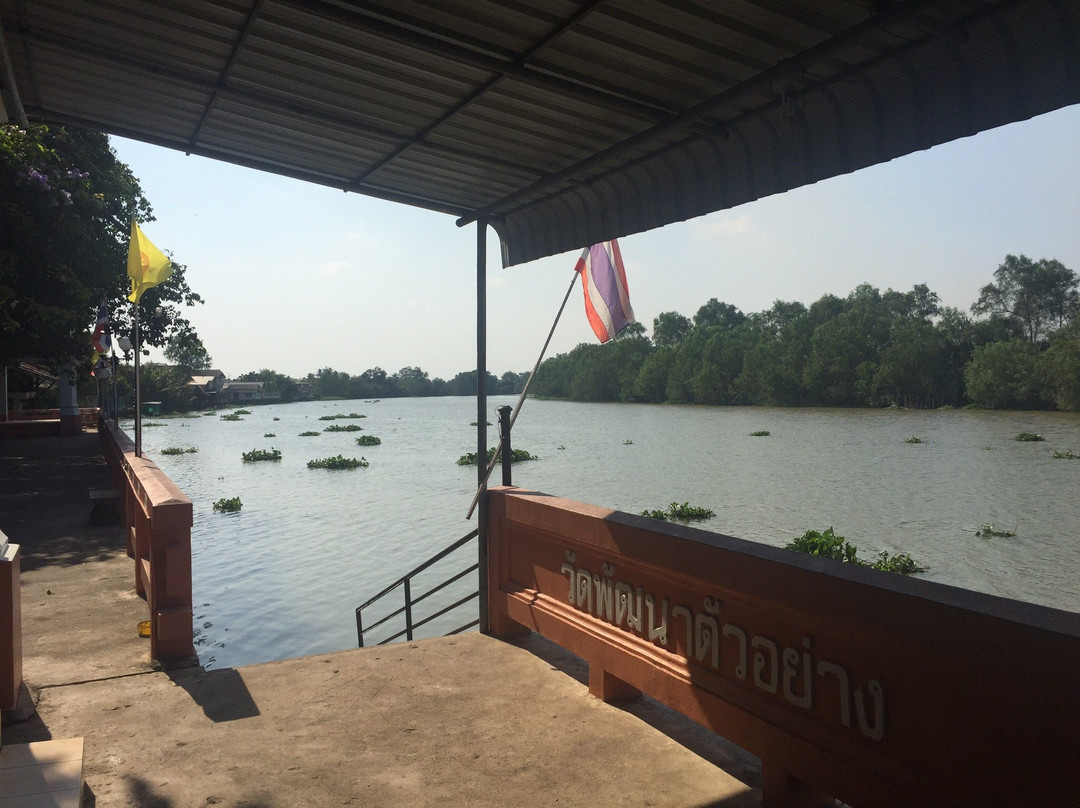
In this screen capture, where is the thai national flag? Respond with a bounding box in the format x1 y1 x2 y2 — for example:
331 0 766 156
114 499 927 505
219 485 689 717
575 240 635 343
91 302 111 355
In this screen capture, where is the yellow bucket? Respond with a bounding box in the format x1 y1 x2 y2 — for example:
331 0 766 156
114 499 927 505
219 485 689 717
137 620 151 638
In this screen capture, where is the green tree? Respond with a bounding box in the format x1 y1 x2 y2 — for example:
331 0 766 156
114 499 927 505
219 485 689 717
964 340 1047 410
971 254 1079 344
392 366 432 397
0 124 204 372
693 298 747 332
164 322 212 371
633 347 675 402
237 369 299 403
651 311 692 347
1040 320 1080 411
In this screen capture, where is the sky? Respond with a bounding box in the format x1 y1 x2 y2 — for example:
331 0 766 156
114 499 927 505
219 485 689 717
111 102 1080 381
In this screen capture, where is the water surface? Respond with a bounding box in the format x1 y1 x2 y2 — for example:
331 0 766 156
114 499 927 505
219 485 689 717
129 398 1080 668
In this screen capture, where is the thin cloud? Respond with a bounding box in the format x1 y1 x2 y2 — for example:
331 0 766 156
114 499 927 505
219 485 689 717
700 213 756 238
319 261 352 275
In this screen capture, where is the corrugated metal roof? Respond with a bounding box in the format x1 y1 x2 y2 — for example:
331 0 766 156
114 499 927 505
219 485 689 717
2 0 1078 265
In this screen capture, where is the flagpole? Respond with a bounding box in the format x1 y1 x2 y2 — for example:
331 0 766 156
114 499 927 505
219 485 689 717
466 268 580 519
134 303 142 457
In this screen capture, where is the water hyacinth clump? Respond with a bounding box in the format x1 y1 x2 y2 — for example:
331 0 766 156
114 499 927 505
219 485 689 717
749 430 771 437
976 523 1016 538
307 455 369 470
1015 432 1044 442
264 433 276 438
323 424 364 433
160 446 197 455
905 435 923 444
298 431 320 437
784 527 926 575
641 502 716 521
242 448 282 462
355 435 381 446
212 497 242 513
1052 449 1079 459
220 413 243 421
318 413 366 420
456 447 538 466
234 409 252 415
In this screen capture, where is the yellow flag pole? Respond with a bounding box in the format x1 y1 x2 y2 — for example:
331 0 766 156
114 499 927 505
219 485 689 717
133 302 142 457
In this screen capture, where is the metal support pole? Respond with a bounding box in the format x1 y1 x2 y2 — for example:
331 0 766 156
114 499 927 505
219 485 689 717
476 217 489 635
497 404 512 486
403 578 413 641
0 20 29 128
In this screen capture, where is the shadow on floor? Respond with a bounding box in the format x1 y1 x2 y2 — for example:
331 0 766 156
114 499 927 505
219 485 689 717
166 665 260 723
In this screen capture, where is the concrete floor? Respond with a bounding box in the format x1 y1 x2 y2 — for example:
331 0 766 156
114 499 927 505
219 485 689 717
1 431 762 807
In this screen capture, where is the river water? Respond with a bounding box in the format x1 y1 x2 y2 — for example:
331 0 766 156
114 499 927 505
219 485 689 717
125 397 1080 669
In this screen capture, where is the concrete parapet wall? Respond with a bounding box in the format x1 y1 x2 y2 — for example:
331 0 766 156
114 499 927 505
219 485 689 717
99 417 194 662
487 487 1080 808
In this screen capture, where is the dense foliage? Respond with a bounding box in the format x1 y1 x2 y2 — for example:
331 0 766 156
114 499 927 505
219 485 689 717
532 264 1080 411
1 124 205 372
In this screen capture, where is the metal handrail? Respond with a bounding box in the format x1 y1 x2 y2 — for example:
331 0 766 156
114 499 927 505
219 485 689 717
355 527 479 647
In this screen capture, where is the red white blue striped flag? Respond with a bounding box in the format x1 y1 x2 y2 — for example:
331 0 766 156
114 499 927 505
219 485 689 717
575 240 635 343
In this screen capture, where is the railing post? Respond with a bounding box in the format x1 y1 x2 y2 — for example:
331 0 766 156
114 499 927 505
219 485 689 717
356 607 365 648
497 404 512 486
403 578 414 641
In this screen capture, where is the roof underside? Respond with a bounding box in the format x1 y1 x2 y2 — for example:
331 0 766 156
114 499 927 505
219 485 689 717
2 0 1078 266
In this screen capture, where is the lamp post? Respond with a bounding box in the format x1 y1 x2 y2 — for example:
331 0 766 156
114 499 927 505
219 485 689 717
117 335 133 430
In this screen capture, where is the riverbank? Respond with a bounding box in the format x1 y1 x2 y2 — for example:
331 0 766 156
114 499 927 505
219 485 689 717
1 431 761 806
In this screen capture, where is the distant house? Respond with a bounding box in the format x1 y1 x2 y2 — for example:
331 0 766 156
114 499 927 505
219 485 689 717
188 369 226 408
220 380 280 405
294 379 313 400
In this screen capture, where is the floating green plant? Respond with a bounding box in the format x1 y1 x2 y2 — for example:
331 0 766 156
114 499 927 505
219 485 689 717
1015 432 1045 442
470 421 492 426
641 502 715 521
307 455 369 470
142 421 165 427
784 528 926 575
234 409 252 415
242 448 281 462
324 424 364 432
355 435 381 446
160 446 197 455
318 412 366 420
220 413 243 421
749 430 771 437
298 431 320 437
273 417 280 421
456 447 538 466
263 433 276 438
623 439 634 445
905 435 923 444
785 528 859 562
976 523 1016 538
212 497 242 513
1052 449 1079 459
869 551 926 574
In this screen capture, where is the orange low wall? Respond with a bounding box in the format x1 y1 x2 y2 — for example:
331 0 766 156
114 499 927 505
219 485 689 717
99 417 194 662
487 487 1080 808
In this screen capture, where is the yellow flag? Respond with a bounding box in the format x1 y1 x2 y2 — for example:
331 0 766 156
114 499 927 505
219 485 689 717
127 220 173 303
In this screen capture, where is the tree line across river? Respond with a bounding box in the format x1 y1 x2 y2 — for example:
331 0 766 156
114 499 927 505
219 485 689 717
117 254 1079 414
531 255 1079 411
